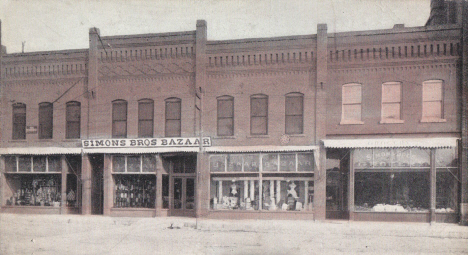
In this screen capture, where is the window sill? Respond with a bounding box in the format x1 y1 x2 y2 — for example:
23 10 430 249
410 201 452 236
286 134 306 137
214 136 236 139
379 119 404 124
8 140 27 143
247 135 270 138
340 120 364 125
420 118 447 123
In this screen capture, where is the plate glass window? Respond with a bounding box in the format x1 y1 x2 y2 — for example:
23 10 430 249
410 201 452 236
12 103 26 140
217 96 234 136
39 102 53 139
112 100 127 138
285 93 304 134
250 94 268 135
138 99 154 138
66 101 81 139
165 98 181 137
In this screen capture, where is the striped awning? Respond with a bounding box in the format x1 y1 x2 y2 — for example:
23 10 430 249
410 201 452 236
204 145 319 153
323 138 459 149
0 147 82 155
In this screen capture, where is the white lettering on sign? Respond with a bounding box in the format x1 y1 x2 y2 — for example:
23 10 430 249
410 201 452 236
82 137 212 148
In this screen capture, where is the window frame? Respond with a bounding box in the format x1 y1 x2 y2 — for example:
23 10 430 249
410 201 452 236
250 94 268 135
217 95 234 137
138 99 154 138
66 101 81 139
285 92 304 134
12 103 26 140
340 83 364 125
38 102 53 139
112 99 128 138
380 82 404 124
165 97 182 137
421 79 446 122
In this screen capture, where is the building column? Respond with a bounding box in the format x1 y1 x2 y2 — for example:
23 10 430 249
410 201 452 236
348 150 355 221
460 0 468 226
60 156 68 214
430 149 437 223
103 154 112 216
0 156 5 207
314 146 327 220
81 153 92 215
155 155 163 217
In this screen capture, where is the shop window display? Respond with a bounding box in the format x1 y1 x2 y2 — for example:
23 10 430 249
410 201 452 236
210 152 314 212
436 148 458 213
112 154 157 209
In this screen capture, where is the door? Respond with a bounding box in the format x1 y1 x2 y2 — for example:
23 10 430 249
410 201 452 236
171 177 196 217
326 149 349 220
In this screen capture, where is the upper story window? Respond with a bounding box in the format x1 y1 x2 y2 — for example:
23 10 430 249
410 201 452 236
250 94 268 135
12 103 26 140
422 80 445 122
165 98 181 137
341 83 363 125
285 93 304 134
39 102 53 139
381 82 404 124
112 100 127 138
217 95 234 136
138 99 154 138
66 101 81 139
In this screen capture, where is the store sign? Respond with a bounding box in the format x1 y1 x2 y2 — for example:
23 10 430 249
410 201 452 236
82 137 211 148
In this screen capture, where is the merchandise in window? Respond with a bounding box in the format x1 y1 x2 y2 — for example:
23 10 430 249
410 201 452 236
5 174 61 207
211 180 260 210
114 175 156 208
261 180 313 211
435 148 458 213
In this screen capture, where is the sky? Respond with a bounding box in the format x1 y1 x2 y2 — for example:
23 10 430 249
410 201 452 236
0 0 431 53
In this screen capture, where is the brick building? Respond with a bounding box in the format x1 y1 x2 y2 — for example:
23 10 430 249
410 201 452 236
0 0 467 224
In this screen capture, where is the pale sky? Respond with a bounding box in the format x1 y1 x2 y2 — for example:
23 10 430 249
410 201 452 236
0 0 431 53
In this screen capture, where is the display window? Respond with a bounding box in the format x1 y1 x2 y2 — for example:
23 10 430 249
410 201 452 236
112 154 157 209
209 152 314 212
435 148 458 213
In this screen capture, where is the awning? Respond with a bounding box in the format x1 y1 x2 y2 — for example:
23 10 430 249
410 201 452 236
323 137 459 149
82 147 199 154
0 147 82 155
204 145 319 153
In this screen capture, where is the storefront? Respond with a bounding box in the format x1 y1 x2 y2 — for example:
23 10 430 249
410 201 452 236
81 137 209 217
0 147 82 214
205 146 318 220
323 138 460 223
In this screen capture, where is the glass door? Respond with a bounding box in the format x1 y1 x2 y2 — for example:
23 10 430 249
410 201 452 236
171 177 196 217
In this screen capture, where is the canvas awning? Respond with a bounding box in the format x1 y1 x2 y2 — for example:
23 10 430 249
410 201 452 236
82 147 199 154
0 147 82 155
323 137 459 149
204 145 319 153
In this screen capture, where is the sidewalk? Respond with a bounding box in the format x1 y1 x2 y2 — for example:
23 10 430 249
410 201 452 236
1 213 467 255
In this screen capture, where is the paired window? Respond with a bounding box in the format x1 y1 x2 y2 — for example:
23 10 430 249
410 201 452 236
12 103 26 140
112 100 128 138
39 102 53 139
217 96 234 136
250 94 268 135
422 80 445 122
165 98 181 137
381 82 403 123
285 93 304 134
66 101 81 139
341 83 363 124
138 99 154 138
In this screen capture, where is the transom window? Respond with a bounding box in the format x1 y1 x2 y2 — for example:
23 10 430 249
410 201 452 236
250 94 268 135
5 155 62 173
341 83 363 124
112 155 157 173
217 95 234 136
285 93 304 134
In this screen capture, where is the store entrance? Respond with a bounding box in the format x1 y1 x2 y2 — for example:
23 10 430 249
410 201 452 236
171 177 196 217
89 154 104 215
326 149 349 220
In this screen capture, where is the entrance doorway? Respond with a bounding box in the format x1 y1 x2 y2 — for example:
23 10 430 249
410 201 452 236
171 177 196 217
326 149 349 220
89 154 104 215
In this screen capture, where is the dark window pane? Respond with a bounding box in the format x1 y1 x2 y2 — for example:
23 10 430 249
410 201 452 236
48 156 62 172
243 154 260 172
139 101 154 137
33 156 47 172
184 156 197 173
142 155 156 172
217 97 234 136
113 121 127 138
139 120 153 138
165 99 181 137
251 116 267 135
67 122 81 139
262 154 278 172
5 156 17 172
165 120 181 137
112 156 125 172
280 154 296 171
127 156 141 172
227 155 243 172
436 170 458 212
217 118 234 136
297 153 314 171
12 103 26 140
218 98 233 118
285 95 303 115
66 102 80 139
112 101 127 121
18 156 31 172
165 100 181 119
210 155 225 172
39 103 53 139
251 97 267 116
285 115 303 134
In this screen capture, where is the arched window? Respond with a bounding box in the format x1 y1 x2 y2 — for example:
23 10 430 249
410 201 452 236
112 100 127 138
39 102 53 139
12 103 26 140
250 94 268 135
217 95 234 136
285 92 303 134
66 101 81 139
138 99 154 138
165 97 181 137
